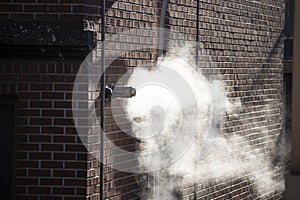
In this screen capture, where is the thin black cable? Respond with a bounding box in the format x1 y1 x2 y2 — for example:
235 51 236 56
196 0 200 68
100 0 106 200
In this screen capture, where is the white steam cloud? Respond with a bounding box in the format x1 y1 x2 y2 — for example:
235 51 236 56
123 46 285 199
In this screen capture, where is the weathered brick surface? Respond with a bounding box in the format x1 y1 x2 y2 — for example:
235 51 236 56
0 0 84 20
98 0 284 199
165 0 284 199
0 0 285 199
0 60 86 199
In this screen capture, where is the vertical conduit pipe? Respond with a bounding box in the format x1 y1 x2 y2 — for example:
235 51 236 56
158 0 170 57
157 1 201 199
194 1 200 199
100 0 106 200
153 0 170 197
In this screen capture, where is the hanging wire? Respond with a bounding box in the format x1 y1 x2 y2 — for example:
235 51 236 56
100 0 106 199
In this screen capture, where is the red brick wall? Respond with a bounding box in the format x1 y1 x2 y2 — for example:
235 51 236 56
0 0 84 20
0 60 88 199
0 0 285 199
166 0 285 199
98 0 285 199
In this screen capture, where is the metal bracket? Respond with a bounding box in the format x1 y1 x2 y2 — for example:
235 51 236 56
105 84 136 99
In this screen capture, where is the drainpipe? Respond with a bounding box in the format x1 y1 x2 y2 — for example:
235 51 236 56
158 0 169 57
286 0 300 199
157 1 200 199
152 1 170 198
100 0 105 200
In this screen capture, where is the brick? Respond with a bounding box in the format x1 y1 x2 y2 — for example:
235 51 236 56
19 75 41 82
41 161 63 168
17 144 39 151
72 5 83 13
66 75 76 82
64 161 86 169
13 0 35 2
16 169 27 176
37 0 58 3
54 101 72 108
42 92 64 99
40 178 63 186
29 118 51 125
29 152 52 160
42 126 64 134
76 188 86 195
28 187 51 194
53 118 74 125
16 195 38 200
42 109 64 117
18 92 40 99
41 144 64 151
24 5 47 12
64 197 85 200
17 126 39 134
76 170 86 178
29 135 51 142
16 160 39 168
0 74 17 81
65 110 73 117
42 75 65 82
40 196 63 200
53 187 75 195
18 109 40 117
49 5 72 13
17 118 27 125
61 0 83 3
16 177 38 185
10 13 34 20
76 153 87 161
29 169 51 177
53 135 75 143
66 127 77 135
30 101 52 108
30 83 52 91
65 144 86 152
0 4 22 12
35 14 59 20
16 134 27 142
64 179 86 186
64 92 73 100
53 153 76 160
53 170 75 177
54 84 73 91
61 14 83 20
